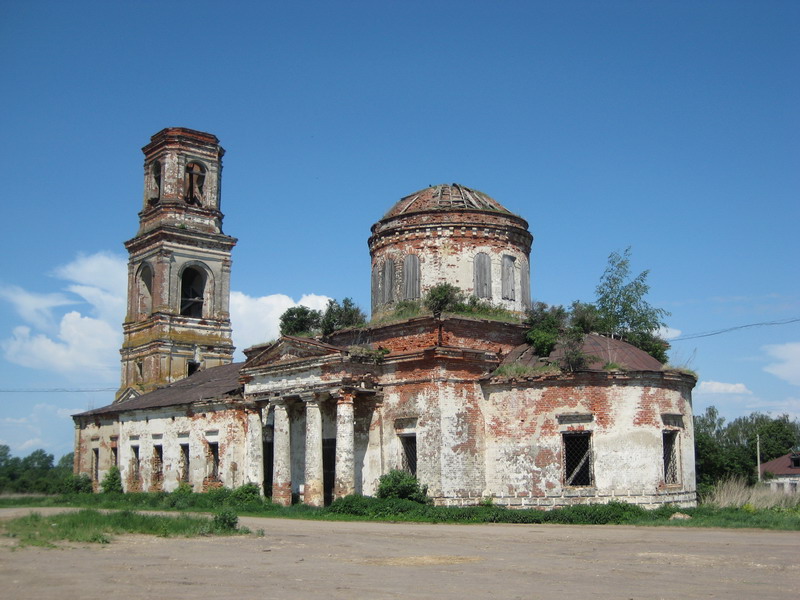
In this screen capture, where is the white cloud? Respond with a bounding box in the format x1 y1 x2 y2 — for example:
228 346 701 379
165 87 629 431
0 285 75 330
697 381 753 395
2 314 120 379
658 326 681 340
0 252 127 381
763 342 800 386
52 251 127 295
230 291 331 355
19 438 45 451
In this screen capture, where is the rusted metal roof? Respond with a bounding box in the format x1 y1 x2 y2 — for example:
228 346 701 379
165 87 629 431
383 184 512 218
74 362 244 417
503 333 664 371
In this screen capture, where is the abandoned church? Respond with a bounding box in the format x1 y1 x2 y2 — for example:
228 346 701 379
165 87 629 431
73 128 697 509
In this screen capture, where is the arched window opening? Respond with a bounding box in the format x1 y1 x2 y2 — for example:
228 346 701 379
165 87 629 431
184 162 206 205
137 265 153 317
180 267 206 318
148 161 161 206
382 260 395 304
403 254 420 300
474 252 492 299
502 255 516 301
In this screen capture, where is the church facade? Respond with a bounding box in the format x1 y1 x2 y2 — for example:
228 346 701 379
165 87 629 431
73 128 697 509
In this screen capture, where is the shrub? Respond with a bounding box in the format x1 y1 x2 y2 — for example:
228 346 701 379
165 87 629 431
62 473 93 494
376 470 429 504
424 283 464 318
101 466 123 494
230 482 262 505
212 508 239 531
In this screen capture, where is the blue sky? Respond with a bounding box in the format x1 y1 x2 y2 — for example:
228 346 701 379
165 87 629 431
1 1 798 459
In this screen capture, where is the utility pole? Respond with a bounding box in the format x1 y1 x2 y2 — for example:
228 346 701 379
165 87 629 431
756 433 762 483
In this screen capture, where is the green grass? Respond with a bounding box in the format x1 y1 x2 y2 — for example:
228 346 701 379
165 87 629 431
2 483 798 531
1 508 251 548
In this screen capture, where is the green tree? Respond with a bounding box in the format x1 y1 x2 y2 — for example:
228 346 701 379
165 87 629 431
423 283 464 319
594 247 670 361
524 302 567 357
320 298 367 336
279 305 322 336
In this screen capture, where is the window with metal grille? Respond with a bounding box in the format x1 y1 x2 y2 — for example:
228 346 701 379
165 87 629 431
563 432 593 486
92 448 99 482
663 430 679 484
152 445 163 484
400 435 417 476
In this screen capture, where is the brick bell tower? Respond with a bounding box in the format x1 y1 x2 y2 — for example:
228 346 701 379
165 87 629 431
116 128 237 401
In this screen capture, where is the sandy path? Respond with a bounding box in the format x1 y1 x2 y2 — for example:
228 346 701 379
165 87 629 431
0 507 797 599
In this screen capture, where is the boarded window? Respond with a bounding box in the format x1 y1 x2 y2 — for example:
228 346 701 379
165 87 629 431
403 254 420 300
180 267 205 317
501 255 516 300
180 443 190 483
663 431 679 484
521 259 531 309
400 435 417 476
184 162 206 205
208 442 220 480
371 263 380 311
563 432 593 486
382 260 395 304
474 252 491 298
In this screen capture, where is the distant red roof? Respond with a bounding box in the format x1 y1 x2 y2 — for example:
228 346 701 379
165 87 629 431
760 452 800 477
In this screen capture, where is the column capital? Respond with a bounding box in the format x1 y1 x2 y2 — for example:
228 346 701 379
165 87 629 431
337 390 356 404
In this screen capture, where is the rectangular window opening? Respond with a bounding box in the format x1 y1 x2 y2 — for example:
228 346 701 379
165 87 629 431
663 430 679 484
92 448 99 482
400 435 417 476
131 445 140 481
208 442 219 480
180 443 190 483
563 432 593 486
153 445 163 484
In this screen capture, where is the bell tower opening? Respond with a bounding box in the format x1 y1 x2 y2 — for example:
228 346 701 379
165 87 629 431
180 267 206 318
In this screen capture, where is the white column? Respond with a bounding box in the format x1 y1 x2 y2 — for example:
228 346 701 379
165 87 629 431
334 391 356 499
271 400 292 506
304 395 324 507
244 406 264 494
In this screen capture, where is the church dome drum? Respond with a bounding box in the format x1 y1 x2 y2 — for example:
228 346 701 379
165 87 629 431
368 184 533 316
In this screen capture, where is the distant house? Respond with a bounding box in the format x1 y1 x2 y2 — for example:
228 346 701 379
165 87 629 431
760 451 800 493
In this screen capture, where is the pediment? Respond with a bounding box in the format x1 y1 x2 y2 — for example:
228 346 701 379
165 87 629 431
245 336 344 369
115 387 141 404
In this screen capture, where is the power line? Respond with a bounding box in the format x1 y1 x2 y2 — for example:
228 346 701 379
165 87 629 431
0 388 116 393
671 317 800 341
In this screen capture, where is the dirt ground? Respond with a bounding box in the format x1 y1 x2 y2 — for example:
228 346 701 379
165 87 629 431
0 507 797 600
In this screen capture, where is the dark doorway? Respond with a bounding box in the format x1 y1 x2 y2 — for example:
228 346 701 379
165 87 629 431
262 440 273 497
323 439 336 505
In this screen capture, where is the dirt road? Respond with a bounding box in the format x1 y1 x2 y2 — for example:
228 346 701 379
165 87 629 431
1 507 797 599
